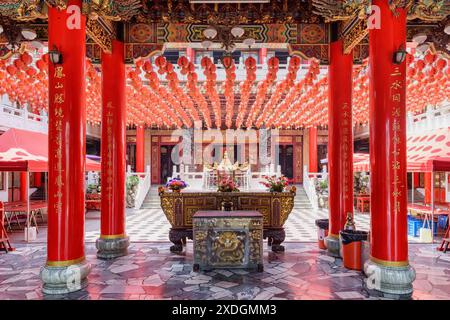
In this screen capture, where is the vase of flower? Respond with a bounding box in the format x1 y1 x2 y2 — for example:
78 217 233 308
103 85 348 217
217 177 240 193
260 175 290 193
166 178 188 193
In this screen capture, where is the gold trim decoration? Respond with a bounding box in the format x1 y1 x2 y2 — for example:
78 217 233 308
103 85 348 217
100 233 127 240
370 255 410 268
86 17 114 53
46 256 85 267
407 0 448 22
312 0 369 22
342 17 368 55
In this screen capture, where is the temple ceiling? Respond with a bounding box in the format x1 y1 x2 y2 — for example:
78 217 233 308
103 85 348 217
0 0 448 60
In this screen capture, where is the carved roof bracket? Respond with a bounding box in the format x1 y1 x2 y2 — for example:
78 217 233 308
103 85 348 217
86 16 116 53
341 16 368 55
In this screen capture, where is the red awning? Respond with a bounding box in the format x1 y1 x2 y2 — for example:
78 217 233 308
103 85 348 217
354 127 450 172
0 128 101 172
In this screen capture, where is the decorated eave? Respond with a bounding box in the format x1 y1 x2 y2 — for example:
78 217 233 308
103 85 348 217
0 1 448 61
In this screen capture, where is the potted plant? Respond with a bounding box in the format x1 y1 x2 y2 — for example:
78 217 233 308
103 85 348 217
166 178 188 192
260 175 289 192
126 175 140 208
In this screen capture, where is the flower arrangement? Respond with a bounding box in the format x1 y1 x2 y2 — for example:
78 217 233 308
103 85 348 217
166 177 188 192
260 175 290 192
217 177 240 192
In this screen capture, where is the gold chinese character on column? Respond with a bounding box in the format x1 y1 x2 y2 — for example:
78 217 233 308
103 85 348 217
390 80 403 90
54 94 65 104
54 66 65 78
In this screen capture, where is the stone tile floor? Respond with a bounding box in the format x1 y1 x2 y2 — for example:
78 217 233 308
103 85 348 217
0 242 449 300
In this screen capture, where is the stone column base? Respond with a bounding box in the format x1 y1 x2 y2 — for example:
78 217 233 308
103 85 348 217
40 260 91 295
325 235 341 257
96 236 130 259
364 258 416 299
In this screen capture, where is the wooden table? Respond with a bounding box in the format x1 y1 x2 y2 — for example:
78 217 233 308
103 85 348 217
0 203 14 252
193 210 263 272
3 201 46 232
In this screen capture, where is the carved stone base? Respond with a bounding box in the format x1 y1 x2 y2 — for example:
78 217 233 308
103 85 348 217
325 235 341 257
264 228 286 252
40 260 91 295
364 259 416 299
169 228 193 253
96 236 130 260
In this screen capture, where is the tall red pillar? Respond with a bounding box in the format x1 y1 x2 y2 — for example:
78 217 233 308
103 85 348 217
309 127 318 173
364 0 415 297
40 1 90 294
96 39 129 259
325 32 354 257
424 172 432 204
34 172 42 188
20 172 27 201
259 48 267 64
135 126 145 173
186 47 195 63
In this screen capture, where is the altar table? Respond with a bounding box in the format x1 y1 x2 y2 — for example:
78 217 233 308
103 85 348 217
193 210 263 272
159 188 296 252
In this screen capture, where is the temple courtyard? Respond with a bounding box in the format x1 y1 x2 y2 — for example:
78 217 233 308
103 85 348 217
1 242 449 300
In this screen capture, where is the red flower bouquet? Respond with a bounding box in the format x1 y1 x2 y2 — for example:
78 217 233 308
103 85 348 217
260 175 290 192
217 177 240 192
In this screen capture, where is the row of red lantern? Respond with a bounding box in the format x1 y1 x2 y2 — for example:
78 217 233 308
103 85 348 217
235 56 257 128
0 50 448 129
201 56 222 128
241 56 280 128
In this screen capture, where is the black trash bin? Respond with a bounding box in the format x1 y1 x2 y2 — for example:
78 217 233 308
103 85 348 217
340 230 368 271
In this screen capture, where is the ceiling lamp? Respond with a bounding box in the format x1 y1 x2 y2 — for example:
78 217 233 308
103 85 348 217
444 24 450 35
243 38 255 48
412 33 427 44
203 27 217 40
201 40 213 49
21 28 37 40
31 40 44 50
416 43 429 54
231 26 245 38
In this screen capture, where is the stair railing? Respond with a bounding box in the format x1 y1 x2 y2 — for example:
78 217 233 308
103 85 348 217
303 165 322 209
127 165 151 210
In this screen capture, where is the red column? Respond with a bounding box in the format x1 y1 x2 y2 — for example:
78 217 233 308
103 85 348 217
309 127 318 173
325 37 354 256
135 126 145 172
186 47 195 63
259 48 267 64
34 172 42 187
365 0 415 297
96 40 129 259
413 173 419 188
20 172 27 201
424 172 432 204
41 1 90 294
